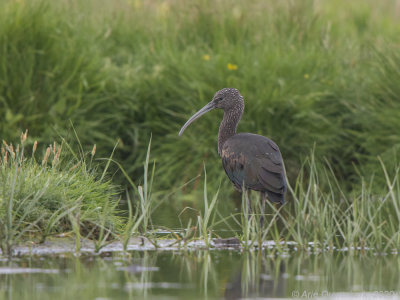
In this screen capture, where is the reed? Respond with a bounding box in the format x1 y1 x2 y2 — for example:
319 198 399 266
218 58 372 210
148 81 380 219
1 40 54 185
245 151 400 252
118 138 158 252
196 167 219 248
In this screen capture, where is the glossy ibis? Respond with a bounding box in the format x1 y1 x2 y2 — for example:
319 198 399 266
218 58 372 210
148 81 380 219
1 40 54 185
179 88 287 210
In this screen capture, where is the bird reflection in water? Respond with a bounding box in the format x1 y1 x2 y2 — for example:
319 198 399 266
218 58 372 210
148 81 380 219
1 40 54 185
223 251 286 299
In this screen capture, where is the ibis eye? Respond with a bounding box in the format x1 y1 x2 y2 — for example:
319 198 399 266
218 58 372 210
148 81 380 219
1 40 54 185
216 97 223 102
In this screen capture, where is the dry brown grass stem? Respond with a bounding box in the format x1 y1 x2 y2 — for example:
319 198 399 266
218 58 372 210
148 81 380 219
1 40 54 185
20 130 28 144
9 144 15 159
69 161 81 171
33 141 38 154
42 146 51 166
53 143 62 167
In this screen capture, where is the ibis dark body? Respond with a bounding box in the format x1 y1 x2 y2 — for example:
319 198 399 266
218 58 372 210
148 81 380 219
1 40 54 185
179 88 287 205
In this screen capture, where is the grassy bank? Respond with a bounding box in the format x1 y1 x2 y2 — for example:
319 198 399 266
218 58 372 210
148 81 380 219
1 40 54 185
1 132 400 255
1 0 400 255
1 0 400 193
0 132 123 255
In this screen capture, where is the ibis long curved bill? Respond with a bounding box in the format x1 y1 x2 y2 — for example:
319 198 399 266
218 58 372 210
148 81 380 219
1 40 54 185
179 102 215 136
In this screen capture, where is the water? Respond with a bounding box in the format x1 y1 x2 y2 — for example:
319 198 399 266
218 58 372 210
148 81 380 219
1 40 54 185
1 247 399 300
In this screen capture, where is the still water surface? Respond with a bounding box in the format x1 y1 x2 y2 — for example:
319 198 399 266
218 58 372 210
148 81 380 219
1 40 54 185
0 249 399 300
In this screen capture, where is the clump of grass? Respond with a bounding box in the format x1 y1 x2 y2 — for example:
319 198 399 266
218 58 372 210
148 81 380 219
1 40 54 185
117 138 159 252
235 191 283 250
253 151 400 252
0 131 121 256
196 166 219 247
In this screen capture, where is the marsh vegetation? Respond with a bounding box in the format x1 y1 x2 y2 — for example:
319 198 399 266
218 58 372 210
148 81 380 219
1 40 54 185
1 0 400 298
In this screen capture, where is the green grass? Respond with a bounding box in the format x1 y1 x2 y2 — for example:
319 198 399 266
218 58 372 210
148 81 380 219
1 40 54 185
1 131 400 255
1 0 400 193
0 132 121 256
263 153 400 252
118 137 159 252
153 148 400 253
196 166 219 247
1 0 400 254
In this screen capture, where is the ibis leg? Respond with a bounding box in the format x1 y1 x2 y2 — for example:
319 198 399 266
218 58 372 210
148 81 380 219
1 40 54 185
246 190 252 220
260 193 267 227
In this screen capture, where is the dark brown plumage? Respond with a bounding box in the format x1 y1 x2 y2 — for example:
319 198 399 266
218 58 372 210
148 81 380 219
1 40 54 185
179 88 287 205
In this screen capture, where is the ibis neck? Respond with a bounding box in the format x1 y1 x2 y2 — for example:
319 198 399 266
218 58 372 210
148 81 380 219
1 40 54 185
218 105 243 155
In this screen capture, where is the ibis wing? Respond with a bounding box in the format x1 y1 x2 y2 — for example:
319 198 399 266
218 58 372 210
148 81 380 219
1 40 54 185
221 133 287 197
221 152 247 191
255 140 286 194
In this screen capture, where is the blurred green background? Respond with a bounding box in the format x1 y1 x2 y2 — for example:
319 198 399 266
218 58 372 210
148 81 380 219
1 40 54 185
1 0 400 205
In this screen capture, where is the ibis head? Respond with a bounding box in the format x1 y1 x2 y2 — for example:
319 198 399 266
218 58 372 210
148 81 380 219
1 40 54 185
178 88 244 137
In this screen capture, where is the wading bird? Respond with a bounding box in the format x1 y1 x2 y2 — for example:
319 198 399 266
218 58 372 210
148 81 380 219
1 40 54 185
179 88 287 213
